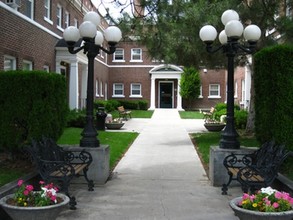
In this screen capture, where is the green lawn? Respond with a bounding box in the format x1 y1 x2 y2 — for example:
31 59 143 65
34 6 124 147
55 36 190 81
179 111 204 119
0 168 26 187
57 127 139 169
109 109 154 119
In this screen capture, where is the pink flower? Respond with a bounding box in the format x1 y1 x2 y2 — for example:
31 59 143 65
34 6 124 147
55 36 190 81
272 202 279 209
242 193 250 200
17 180 24 187
275 191 282 199
39 180 45 185
23 190 29 196
50 195 56 202
250 195 255 201
25 185 34 192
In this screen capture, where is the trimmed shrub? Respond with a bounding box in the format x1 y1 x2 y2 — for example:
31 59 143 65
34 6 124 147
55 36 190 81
66 109 86 128
138 100 148 110
235 110 248 129
0 70 68 151
254 44 293 150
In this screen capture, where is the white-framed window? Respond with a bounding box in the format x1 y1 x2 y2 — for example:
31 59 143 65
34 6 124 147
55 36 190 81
4 55 16 71
23 60 33 70
113 83 124 97
95 79 99 97
65 11 70 28
43 65 49 72
130 83 142 97
113 48 124 61
44 0 53 24
130 48 142 62
56 4 62 29
100 81 103 97
24 0 34 19
198 85 203 98
234 81 238 98
74 18 78 27
241 80 245 102
208 84 221 98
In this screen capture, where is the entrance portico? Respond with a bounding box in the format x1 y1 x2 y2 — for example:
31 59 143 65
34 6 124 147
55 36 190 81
149 64 184 110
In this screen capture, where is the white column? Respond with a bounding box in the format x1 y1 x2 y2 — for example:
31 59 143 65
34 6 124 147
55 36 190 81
69 62 79 110
176 78 183 110
148 76 156 110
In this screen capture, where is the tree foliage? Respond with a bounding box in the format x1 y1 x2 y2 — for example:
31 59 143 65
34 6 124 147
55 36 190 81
179 67 201 101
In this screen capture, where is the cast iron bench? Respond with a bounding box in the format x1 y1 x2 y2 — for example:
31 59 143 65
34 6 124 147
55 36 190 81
118 106 132 120
222 141 291 195
25 137 94 210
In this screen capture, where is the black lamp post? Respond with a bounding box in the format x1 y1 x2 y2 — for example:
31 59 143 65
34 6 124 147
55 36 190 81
199 10 261 149
63 11 122 148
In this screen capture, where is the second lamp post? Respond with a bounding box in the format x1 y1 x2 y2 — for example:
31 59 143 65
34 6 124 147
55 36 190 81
199 9 261 149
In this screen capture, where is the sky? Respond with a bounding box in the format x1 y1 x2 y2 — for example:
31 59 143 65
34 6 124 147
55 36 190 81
91 0 132 20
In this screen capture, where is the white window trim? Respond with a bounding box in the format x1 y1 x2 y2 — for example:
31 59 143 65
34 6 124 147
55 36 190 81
112 83 125 98
100 81 104 97
113 48 125 62
130 48 143 62
234 81 238 98
95 80 99 97
64 11 70 28
23 60 33 70
25 0 34 19
198 85 203 98
130 83 142 98
208 84 221 98
4 55 16 71
43 65 49 72
56 4 63 31
44 0 53 24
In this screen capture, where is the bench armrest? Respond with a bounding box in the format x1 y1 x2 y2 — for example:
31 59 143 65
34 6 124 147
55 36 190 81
223 153 256 169
63 149 93 165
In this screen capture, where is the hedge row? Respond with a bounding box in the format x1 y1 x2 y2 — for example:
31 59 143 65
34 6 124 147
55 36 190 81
0 70 68 151
254 44 293 150
94 99 148 112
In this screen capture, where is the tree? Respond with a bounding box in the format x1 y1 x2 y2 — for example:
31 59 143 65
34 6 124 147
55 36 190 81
179 67 201 109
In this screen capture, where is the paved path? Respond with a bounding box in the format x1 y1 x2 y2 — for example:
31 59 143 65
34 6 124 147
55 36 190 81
58 109 240 220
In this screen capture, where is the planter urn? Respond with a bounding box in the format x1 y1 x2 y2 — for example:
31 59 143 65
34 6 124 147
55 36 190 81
230 197 293 220
0 193 70 220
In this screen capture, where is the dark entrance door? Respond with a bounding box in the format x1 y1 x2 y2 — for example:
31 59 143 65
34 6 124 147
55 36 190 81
160 82 173 108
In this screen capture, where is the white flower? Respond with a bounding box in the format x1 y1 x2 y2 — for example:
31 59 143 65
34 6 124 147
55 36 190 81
260 187 277 195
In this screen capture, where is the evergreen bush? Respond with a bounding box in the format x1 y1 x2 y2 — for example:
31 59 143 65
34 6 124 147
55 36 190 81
0 70 68 151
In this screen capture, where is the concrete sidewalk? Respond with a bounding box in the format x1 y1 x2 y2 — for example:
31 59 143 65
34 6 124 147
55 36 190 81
58 109 241 220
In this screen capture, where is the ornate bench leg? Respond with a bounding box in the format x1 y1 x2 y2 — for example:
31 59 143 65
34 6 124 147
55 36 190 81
83 167 94 191
222 171 233 195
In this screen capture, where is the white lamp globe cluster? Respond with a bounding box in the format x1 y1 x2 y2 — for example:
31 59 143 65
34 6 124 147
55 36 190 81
199 9 261 44
63 11 122 46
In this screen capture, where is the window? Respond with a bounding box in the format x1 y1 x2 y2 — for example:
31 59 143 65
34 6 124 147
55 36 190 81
43 65 49 72
130 83 142 97
65 11 70 28
131 48 142 61
23 60 33 70
198 85 203 98
113 48 124 61
234 81 238 98
241 80 245 102
44 0 52 24
4 55 16 71
208 84 221 98
56 5 62 29
96 80 99 96
74 18 78 27
24 0 34 19
113 83 124 97
100 81 103 97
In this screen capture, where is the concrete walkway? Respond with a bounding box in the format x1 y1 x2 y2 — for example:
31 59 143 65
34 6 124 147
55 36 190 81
58 109 241 220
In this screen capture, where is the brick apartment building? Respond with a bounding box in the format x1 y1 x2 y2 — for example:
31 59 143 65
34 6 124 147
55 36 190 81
0 0 250 111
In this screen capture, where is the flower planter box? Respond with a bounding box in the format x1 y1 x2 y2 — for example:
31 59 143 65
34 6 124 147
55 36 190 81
204 123 225 132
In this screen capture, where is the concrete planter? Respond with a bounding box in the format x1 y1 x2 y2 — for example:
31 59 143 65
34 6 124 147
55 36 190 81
204 123 225 132
230 197 293 220
105 122 124 130
0 193 69 220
